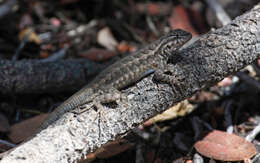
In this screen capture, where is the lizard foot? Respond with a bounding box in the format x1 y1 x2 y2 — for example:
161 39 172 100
153 68 182 94
76 89 128 127
92 91 128 127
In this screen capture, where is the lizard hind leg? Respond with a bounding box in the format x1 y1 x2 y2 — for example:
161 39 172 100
153 68 182 94
89 88 128 127
93 88 128 112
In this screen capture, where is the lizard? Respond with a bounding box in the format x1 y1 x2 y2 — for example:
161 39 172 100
36 29 192 133
3 29 191 155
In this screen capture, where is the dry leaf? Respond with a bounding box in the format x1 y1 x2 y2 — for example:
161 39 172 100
117 41 136 53
79 48 116 62
95 139 134 159
217 76 232 87
79 139 134 163
144 100 194 126
97 27 118 51
194 130 256 161
78 153 96 163
189 91 218 103
169 5 198 36
258 59 260 66
8 114 48 143
18 28 41 44
40 51 50 58
0 113 10 132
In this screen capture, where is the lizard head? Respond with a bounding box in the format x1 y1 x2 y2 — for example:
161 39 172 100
156 29 192 58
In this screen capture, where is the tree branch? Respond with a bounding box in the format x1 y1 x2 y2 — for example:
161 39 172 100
2 3 260 163
0 59 105 95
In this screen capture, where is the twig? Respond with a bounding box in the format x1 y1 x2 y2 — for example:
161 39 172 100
0 0 17 19
40 46 68 63
252 153 260 163
246 123 260 142
146 15 159 36
236 72 260 91
135 142 145 163
224 100 234 133
173 133 189 151
191 116 213 140
193 153 204 163
252 62 260 77
0 139 15 148
191 117 203 141
12 29 33 61
205 0 231 26
133 128 151 141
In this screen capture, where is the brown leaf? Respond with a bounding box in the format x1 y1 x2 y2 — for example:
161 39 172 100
117 41 136 53
78 153 96 163
40 51 50 59
169 5 198 36
144 100 194 126
79 139 134 163
97 27 118 51
8 114 48 143
95 139 134 159
189 91 218 103
79 48 116 62
135 2 172 16
194 130 256 161
0 113 10 133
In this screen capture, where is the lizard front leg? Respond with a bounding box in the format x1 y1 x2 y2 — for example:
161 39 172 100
153 64 185 95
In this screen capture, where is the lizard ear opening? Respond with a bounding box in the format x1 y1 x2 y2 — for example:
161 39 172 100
157 41 177 59
163 43 174 55
155 29 192 58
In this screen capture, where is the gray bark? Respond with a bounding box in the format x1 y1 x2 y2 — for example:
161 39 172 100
2 3 260 163
0 59 105 95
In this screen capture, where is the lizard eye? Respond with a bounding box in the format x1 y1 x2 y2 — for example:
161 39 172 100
163 45 171 54
166 44 172 51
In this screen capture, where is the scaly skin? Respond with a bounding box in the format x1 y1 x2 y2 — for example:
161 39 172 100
37 29 192 132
